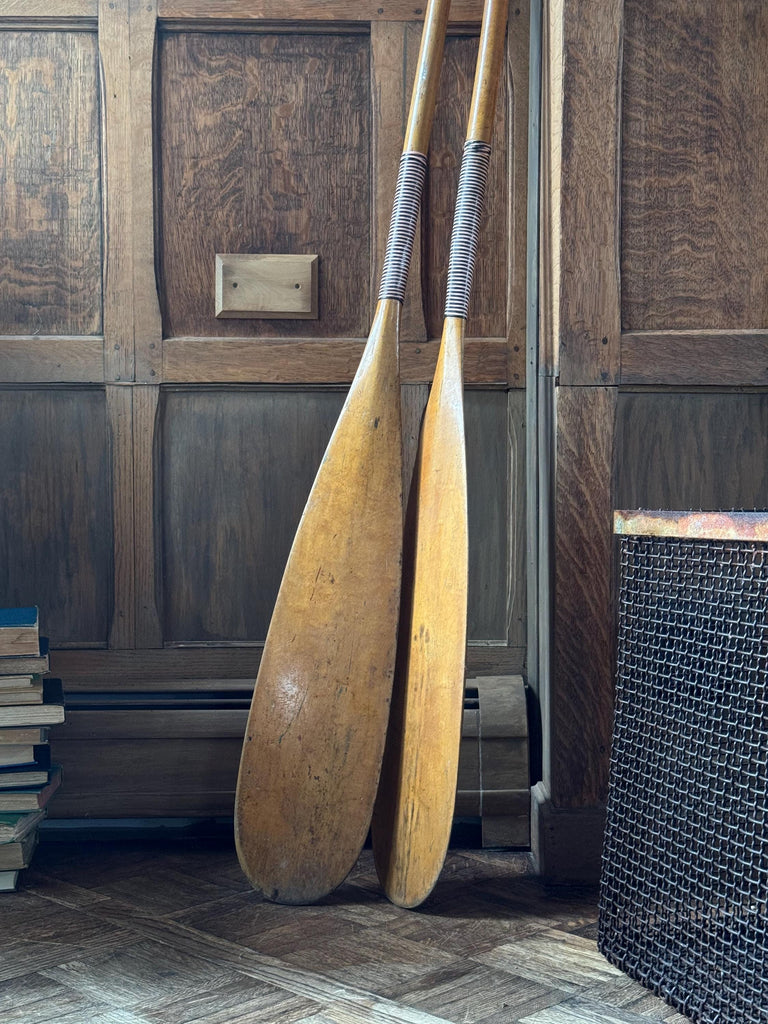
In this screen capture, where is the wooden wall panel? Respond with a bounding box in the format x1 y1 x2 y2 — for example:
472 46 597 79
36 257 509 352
159 386 518 646
50 737 243 817
157 1 486 21
0 388 112 645
556 0 622 385
615 391 768 511
466 390 511 642
159 388 345 642
0 31 102 336
424 34 508 341
157 30 371 340
621 0 768 333
551 385 616 808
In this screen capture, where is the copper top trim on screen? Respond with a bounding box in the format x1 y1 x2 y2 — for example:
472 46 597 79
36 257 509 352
614 510 768 542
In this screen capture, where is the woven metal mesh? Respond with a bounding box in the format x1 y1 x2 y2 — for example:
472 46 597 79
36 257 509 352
599 532 768 1023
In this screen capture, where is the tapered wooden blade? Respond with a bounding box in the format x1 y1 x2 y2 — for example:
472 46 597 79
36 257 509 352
235 301 403 905
372 316 468 908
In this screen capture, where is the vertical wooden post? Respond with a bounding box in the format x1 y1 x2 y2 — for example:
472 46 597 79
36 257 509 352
100 0 135 383
131 0 163 384
100 0 162 649
134 386 163 648
107 384 135 648
533 0 623 881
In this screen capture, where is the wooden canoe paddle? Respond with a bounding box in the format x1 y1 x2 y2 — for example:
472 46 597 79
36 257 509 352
234 0 451 905
371 0 509 909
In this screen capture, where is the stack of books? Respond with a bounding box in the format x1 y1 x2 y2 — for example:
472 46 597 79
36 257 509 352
0 607 65 892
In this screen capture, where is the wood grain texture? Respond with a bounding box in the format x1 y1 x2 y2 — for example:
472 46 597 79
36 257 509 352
506 389 526 648
0 0 95 16
50 642 522 693
615 391 768 512
158 30 370 340
161 336 516 384
158 385 514 647
99 0 162 385
133 386 163 648
55 709 250 740
0 388 112 647
466 389 512 642
13 841 685 1024
556 0 622 385
538 0 562 377
99 0 134 382
621 0 768 332
400 383 429 517
0 31 102 337
373 2 508 906
620 330 768 386
372 319 469 908
51 737 242 799
130 0 164 384
157 0 485 21
215 254 319 319
50 648 269 691
159 388 344 642
107 385 135 649
234 301 404 903
507 1 530 378
425 34 508 340
551 386 616 808
0 337 104 382
47 686 519 827
371 21 427 341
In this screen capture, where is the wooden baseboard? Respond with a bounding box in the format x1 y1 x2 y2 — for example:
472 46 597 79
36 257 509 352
530 781 606 883
48 677 531 844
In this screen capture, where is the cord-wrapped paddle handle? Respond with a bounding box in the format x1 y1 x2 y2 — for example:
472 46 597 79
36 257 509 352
444 0 507 320
377 0 450 304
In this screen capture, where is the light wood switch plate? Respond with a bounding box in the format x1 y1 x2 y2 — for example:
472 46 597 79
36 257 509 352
215 254 318 319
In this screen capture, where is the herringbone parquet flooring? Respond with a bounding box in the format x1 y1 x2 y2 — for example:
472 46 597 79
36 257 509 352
0 838 689 1024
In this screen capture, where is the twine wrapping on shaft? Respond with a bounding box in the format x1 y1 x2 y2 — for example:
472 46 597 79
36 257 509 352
444 140 492 319
378 151 429 304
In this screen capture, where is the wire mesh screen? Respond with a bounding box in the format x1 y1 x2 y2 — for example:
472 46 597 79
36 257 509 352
599 514 768 1024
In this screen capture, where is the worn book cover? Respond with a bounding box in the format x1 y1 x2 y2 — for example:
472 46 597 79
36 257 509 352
0 766 62 812
0 608 39 658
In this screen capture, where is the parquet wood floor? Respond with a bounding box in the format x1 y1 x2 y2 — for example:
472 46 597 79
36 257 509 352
0 838 689 1024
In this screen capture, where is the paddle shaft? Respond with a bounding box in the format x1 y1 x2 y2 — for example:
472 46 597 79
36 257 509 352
234 0 451 905
444 0 507 322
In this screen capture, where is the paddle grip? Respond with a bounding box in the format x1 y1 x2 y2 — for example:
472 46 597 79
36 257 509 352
443 140 492 319
378 151 429 304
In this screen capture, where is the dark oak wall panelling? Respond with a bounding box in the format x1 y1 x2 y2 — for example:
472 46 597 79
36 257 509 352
0 0 529 824
0 27 103 383
620 0 768 385
158 30 372 341
0 31 101 338
159 388 522 648
537 0 768 881
615 392 768 511
159 388 346 643
0 388 112 644
425 34 508 342
533 0 622 881
622 0 768 333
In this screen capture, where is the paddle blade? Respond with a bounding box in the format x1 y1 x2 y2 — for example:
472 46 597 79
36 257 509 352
372 316 468 908
235 302 403 905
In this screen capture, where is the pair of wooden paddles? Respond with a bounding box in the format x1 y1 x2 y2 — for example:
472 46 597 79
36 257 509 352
235 0 508 909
